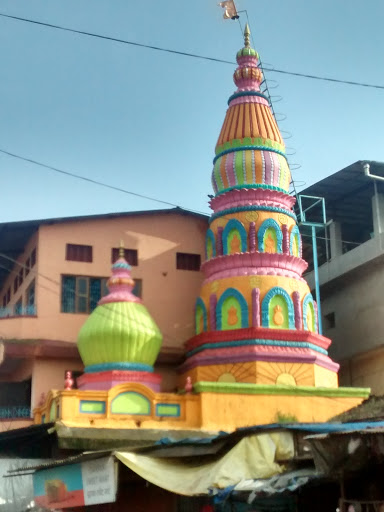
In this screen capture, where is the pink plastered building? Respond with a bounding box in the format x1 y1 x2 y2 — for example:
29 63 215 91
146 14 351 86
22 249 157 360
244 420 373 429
0 208 207 428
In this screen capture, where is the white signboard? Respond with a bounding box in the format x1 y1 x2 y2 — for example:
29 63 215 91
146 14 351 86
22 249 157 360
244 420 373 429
82 457 117 506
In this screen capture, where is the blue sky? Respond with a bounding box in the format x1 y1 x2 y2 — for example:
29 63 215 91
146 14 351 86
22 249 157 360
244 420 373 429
1 0 383 222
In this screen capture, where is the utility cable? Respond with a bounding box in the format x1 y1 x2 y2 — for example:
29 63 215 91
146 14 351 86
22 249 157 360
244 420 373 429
0 148 178 209
0 145 364 248
0 12 383 90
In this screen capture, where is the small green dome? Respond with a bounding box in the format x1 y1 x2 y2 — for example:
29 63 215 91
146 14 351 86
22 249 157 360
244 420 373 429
77 253 162 372
77 301 162 368
237 47 259 59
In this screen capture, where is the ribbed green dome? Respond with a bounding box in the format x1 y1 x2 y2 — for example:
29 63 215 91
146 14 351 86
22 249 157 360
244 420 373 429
237 47 259 59
77 253 163 372
78 301 162 368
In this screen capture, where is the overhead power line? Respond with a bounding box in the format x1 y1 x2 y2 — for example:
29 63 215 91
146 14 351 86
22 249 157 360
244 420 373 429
1 12 384 90
0 148 178 209
0 147 364 250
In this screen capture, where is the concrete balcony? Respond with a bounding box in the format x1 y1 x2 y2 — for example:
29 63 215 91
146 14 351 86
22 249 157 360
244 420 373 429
305 232 384 290
0 313 41 340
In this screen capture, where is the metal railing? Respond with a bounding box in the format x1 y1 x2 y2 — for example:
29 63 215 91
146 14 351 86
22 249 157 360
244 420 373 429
0 406 31 419
0 305 36 318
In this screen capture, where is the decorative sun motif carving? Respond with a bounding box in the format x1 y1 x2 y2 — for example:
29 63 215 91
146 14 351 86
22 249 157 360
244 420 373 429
211 281 219 293
215 218 227 227
199 363 255 384
278 213 289 225
245 211 259 222
289 278 300 291
250 276 262 288
256 362 313 386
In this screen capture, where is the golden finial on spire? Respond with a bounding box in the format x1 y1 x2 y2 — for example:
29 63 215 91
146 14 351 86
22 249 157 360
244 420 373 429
119 239 125 258
244 23 251 48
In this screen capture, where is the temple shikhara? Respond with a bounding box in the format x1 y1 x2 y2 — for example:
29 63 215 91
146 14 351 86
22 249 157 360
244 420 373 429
35 26 369 439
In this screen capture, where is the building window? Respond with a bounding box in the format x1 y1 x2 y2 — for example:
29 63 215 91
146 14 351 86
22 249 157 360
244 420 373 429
25 257 30 276
30 248 36 267
0 378 31 419
176 252 201 271
111 248 138 266
61 275 108 314
26 280 35 314
323 312 336 329
13 268 24 294
66 244 93 263
18 268 23 287
14 298 22 316
132 279 142 299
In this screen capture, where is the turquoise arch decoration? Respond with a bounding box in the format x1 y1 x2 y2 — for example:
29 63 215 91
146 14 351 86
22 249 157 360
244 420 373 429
302 293 317 332
222 219 247 255
216 288 249 330
258 219 283 253
205 229 216 260
289 225 301 257
111 392 151 415
195 297 207 334
261 287 295 329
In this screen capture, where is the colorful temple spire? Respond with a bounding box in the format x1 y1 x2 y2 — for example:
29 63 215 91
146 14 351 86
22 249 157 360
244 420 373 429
180 26 340 388
34 26 370 432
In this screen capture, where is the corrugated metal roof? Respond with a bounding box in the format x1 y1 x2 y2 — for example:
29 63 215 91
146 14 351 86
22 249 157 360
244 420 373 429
306 426 384 440
7 450 112 475
296 160 384 224
153 420 384 448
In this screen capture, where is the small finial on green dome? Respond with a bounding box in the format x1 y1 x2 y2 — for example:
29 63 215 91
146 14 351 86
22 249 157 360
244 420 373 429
244 23 251 48
236 23 259 60
119 239 125 258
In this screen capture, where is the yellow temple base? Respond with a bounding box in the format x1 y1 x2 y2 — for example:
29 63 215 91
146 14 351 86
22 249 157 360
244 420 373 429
34 382 370 435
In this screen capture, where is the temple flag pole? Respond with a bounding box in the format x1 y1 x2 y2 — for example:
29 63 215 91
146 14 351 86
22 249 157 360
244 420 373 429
218 1 239 20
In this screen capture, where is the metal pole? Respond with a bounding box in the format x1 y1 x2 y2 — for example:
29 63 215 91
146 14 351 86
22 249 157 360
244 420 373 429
374 181 383 251
311 225 323 334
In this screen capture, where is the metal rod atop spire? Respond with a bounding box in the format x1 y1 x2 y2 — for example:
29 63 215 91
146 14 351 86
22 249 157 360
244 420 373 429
119 239 125 258
244 23 251 48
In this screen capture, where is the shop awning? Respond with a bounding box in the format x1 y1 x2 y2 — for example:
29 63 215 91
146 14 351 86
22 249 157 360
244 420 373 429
115 431 294 496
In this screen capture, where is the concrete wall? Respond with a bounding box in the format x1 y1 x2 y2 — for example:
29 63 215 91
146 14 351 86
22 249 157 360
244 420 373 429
0 212 207 355
31 357 84 410
319 259 384 394
338 346 384 394
0 232 38 314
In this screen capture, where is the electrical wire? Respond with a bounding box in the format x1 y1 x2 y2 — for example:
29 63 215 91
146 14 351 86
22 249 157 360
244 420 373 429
0 148 179 209
0 145 363 250
0 12 383 90
239 11 305 207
